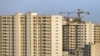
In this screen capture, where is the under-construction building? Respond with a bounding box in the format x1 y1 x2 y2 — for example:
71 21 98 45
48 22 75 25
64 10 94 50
63 17 94 56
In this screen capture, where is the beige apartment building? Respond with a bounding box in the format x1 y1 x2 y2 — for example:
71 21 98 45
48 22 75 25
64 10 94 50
0 12 62 56
63 18 94 56
91 24 100 56
0 16 14 56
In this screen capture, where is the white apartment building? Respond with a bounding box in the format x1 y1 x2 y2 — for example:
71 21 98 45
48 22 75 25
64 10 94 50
63 18 94 56
0 12 62 56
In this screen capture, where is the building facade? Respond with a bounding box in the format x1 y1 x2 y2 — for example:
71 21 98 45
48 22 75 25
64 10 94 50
0 12 62 56
91 24 100 56
0 16 14 56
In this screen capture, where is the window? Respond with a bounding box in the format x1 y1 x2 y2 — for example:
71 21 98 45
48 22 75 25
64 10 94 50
56 24 58 25
56 17 58 19
43 20 46 22
38 17 41 19
56 20 58 22
56 33 58 35
56 30 58 32
33 17 36 19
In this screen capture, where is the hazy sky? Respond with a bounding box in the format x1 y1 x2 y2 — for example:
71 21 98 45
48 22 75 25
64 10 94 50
0 0 100 23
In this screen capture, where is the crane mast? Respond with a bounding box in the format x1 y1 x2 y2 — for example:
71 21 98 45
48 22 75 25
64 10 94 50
77 9 89 19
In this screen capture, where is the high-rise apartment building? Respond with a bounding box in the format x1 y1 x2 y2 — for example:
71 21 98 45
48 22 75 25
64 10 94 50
91 24 100 56
63 18 94 56
94 24 100 43
0 12 62 56
0 16 14 56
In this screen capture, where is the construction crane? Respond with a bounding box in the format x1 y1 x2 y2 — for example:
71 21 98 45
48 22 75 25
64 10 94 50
59 12 72 17
77 9 89 19
59 9 90 19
